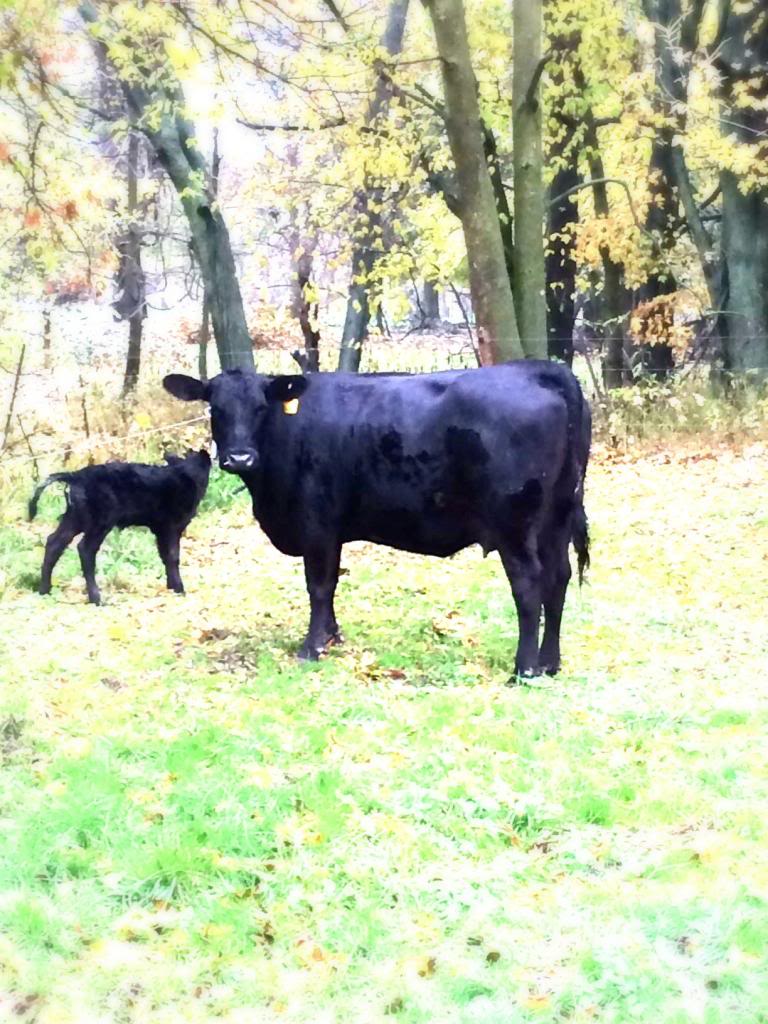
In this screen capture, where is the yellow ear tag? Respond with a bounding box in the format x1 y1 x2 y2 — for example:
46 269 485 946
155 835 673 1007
283 398 299 415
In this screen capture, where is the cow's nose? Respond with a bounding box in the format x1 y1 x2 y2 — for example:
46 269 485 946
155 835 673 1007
221 449 257 472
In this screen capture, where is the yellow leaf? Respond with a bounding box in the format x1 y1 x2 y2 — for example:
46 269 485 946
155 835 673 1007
60 736 92 759
199 922 233 940
522 993 551 1011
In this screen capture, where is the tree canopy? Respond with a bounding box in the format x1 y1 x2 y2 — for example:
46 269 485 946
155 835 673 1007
1 0 766 382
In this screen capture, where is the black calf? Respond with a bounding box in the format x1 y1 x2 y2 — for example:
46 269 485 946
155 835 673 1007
28 450 211 604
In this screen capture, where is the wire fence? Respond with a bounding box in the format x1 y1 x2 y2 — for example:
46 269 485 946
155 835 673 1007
0 415 209 469
0 339 479 486
2 332 767 495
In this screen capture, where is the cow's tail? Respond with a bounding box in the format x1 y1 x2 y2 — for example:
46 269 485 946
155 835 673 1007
572 492 590 585
544 365 592 585
537 364 592 585
28 472 75 521
572 393 591 585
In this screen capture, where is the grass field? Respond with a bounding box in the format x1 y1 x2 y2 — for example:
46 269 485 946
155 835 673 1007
1 440 767 1023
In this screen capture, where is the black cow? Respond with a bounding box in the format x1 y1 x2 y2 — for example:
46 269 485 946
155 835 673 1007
29 450 211 605
164 363 590 678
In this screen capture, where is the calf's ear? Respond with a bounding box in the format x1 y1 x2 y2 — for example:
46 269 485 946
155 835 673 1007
163 374 209 402
264 375 309 403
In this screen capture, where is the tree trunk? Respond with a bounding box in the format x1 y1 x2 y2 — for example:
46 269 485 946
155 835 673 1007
588 150 631 388
199 295 210 381
573 61 631 387
512 0 547 357
715 1 768 378
79 2 254 372
338 0 410 372
293 251 321 372
544 30 581 365
632 133 679 378
42 307 52 369
644 0 722 314
422 280 440 322
120 130 144 395
720 173 768 376
482 125 515 287
545 162 579 365
198 128 219 381
123 316 142 394
424 0 522 363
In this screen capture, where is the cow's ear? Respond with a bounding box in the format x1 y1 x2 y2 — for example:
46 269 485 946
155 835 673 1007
264 375 309 403
163 374 209 402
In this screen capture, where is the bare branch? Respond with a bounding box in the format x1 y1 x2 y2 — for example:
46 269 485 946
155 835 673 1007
237 116 347 132
318 0 349 31
548 176 650 237
524 49 551 108
699 183 721 210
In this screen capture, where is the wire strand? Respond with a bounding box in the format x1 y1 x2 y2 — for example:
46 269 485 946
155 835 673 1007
0 414 209 469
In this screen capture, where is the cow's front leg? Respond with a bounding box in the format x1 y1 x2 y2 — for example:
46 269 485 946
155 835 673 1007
298 542 342 660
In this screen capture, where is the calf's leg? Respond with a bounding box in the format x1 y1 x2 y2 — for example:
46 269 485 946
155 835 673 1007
299 542 342 660
154 526 185 593
39 512 80 595
77 526 110 605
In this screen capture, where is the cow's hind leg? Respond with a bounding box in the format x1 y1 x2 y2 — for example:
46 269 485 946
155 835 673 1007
538 525 572 676
500 539 543 680
39 512 80 595
499 480 544 680
77 526 110 605
299 542 342 660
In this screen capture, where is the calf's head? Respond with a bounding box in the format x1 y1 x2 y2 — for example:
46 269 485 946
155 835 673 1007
163 371 307 473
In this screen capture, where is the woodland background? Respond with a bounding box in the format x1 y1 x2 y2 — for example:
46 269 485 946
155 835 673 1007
1 3 768 1023
1 0 767 422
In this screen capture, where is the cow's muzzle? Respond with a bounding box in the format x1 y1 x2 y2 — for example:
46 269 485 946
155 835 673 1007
221 449 258 472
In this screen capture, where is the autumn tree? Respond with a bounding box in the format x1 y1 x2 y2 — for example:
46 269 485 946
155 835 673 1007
512 0 547 357
337 0 410 372
422 0 522 364
715 0 768 378
79 1 254 371
114 131 146 394
544 28 581 365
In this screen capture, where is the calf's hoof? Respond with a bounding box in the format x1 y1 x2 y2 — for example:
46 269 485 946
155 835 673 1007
38 585 51 596
87 593 102 606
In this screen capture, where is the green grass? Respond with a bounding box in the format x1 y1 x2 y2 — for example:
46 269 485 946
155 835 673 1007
1 445 767 1023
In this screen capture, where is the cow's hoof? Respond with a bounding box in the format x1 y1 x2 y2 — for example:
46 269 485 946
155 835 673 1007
327 631 345 647
507 666 540 686
88 594 102 606
297 644 322 662
538 661 560 677
38 585 51 596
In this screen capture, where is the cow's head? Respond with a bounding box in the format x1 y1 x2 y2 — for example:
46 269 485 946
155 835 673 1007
163 370 308 474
